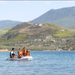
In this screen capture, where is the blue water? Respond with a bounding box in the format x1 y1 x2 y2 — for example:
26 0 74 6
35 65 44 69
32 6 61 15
0 51 75 75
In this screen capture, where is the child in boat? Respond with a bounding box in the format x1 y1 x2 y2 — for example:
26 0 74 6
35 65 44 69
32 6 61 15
22 47 27 56
17 48 23 58
26 49 30 56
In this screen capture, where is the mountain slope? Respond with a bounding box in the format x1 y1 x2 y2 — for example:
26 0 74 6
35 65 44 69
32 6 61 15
0 22 67 41
0 20 22 30
30 6 75 28
68 25 75 29
0 22 75 43
0 28 11 36
0 22 75 51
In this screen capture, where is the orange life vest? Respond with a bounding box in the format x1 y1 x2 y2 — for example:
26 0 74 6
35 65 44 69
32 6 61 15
18 50 22 55
26 51 30 56
22 50 27 55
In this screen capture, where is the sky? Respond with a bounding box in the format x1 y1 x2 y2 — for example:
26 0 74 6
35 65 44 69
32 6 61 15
0 1 75 22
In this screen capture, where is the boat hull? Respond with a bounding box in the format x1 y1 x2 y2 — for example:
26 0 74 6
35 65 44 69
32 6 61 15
6 56 33 61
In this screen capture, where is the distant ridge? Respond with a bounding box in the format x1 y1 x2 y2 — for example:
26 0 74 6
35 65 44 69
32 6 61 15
0 20 22 30
68 25 75 29
30 6 75 28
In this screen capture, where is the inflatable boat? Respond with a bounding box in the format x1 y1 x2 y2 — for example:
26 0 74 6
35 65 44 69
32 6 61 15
6 56 33 61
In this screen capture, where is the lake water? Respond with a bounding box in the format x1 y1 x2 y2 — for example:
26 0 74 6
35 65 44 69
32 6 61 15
0 51 75 75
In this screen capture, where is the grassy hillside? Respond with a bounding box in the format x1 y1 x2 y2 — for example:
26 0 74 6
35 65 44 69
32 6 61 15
0 22 75 41
30 6 75 28
0 28 11 36
0 22 75 51
0 23 68 41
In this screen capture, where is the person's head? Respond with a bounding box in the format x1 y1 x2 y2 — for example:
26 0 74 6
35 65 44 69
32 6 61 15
19 48 21 51
23 47 25 50
12 48 14 51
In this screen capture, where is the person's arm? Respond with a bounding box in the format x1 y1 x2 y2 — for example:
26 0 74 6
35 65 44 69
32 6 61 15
14 52 16 55
17 51 19 55
29 51 30 56
10 53 13 58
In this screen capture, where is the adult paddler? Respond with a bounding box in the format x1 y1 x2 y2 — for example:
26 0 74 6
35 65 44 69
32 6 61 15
10 48 17 60
22 47 27 56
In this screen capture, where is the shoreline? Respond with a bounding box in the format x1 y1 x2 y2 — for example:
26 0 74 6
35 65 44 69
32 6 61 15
0 49 9 52
0 49 75 52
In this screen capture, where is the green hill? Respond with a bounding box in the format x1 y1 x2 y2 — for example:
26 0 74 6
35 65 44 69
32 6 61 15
0 28 12 36
0 22 69 41
30 6 75 28
0 22 75 51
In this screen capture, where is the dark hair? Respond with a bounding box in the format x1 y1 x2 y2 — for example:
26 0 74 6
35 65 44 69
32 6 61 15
23 47 25 49
12 48 14 50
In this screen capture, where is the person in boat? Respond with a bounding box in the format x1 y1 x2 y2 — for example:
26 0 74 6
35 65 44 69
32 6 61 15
17 48 23 58
26 49 30 56
22 47 27 56
10 48 17 58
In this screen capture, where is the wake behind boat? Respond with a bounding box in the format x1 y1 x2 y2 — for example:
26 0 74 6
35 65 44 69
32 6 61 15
6 56 33 61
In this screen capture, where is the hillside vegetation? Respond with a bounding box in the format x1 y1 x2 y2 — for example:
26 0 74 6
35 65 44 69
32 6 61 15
0 23 69 40
30 6 75 28
0 28 11 36
0 22 75 51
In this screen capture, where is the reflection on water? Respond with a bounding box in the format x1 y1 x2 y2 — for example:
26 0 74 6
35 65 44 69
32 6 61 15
0 51 75 75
